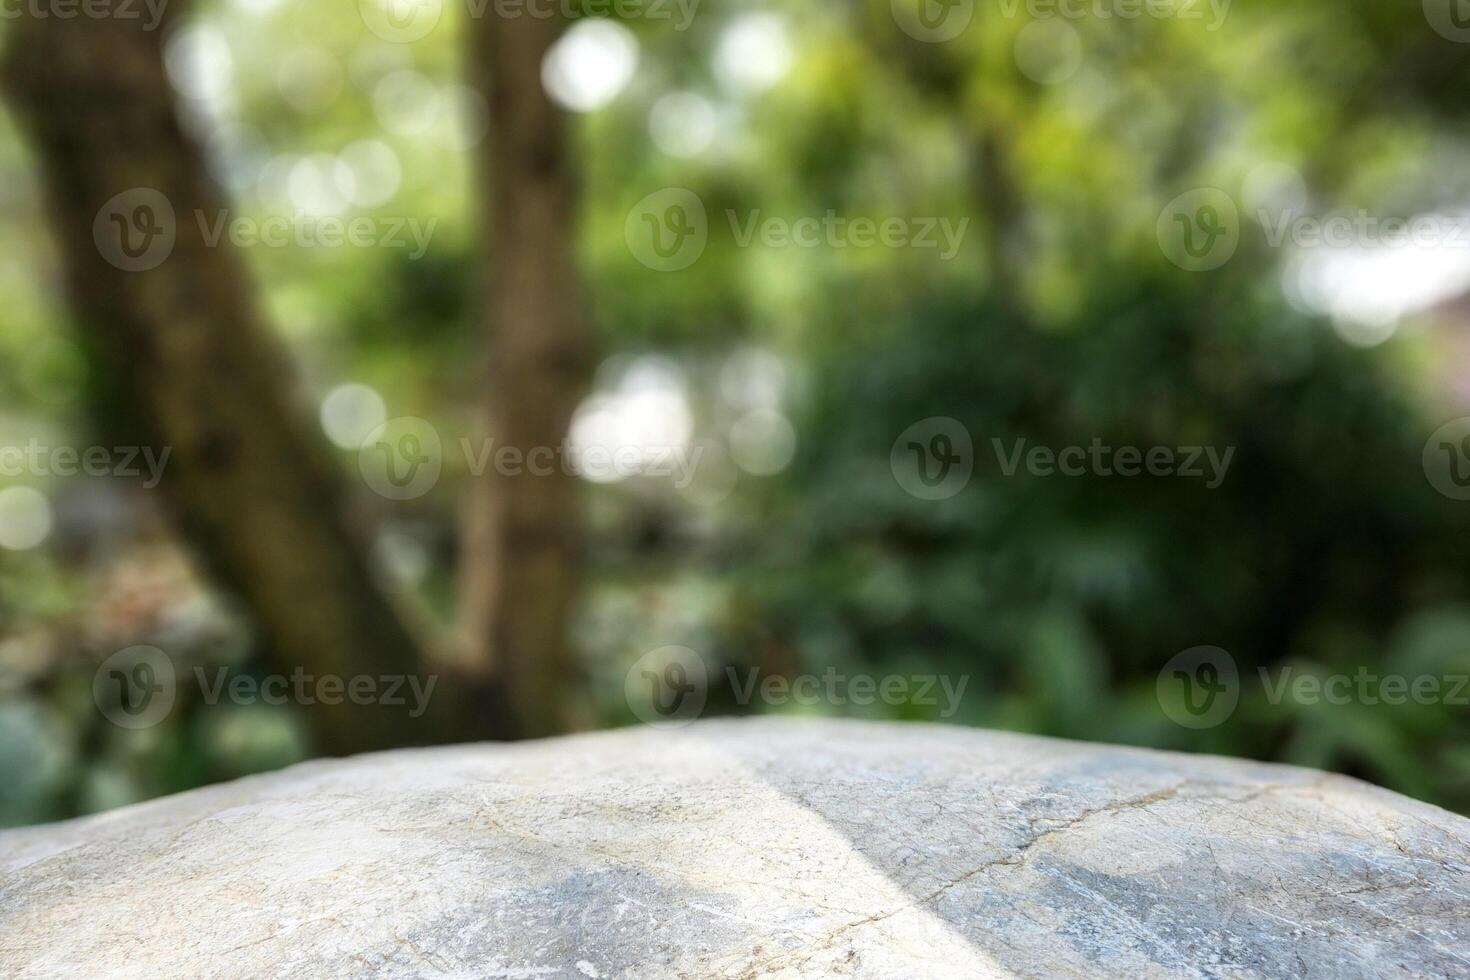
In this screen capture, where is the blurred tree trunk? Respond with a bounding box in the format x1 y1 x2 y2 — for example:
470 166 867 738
460 11 591 736
884 31 1029 298
0 3 505 753
970 128 1028 297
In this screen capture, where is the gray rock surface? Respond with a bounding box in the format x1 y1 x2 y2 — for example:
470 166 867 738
2 718 1467 979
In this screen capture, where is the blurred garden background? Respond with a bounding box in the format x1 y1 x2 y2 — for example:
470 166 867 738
3 0 1470 826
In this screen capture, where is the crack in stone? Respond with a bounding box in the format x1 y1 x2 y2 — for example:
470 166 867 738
733 783 1190 978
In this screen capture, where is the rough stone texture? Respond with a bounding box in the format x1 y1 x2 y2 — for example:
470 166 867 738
2 719 1467 979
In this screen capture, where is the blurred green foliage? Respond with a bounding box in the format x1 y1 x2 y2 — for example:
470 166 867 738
2 0 1470 823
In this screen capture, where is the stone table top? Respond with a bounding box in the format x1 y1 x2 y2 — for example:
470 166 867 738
2 718 1467 978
